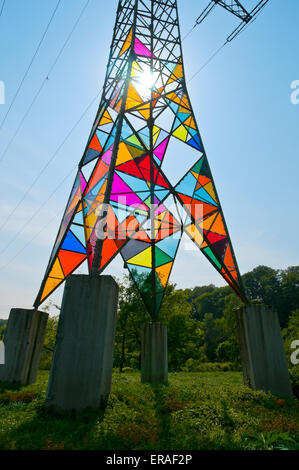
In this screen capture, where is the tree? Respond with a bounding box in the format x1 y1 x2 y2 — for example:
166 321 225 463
39 316 59 370
242 265 297 326
279 267 299 327
114 277 204 371
160 288 204 370
191 286 231 321
242 265 280 303
0 320 6 340
201 313 226 362
186 285 216 318
114 275 150 371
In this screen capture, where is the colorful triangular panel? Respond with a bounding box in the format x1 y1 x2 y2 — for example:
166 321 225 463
35 0 245 314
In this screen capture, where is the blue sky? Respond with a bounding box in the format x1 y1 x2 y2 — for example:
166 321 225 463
0 0 298 317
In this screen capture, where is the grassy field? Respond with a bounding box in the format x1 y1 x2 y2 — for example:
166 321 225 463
0 371 298 450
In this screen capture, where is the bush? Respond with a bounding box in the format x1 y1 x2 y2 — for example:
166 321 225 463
181 358 241 372
39 316 59 370
121 367 135 373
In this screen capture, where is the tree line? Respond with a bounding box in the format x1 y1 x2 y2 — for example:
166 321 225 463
113 265 299 372
3 264 295 374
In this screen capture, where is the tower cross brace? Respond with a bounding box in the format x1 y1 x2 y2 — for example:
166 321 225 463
35 0 247 318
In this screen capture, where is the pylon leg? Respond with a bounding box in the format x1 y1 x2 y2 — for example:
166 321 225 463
45 275 119 410
141 322 168 384
0 308 48 385
236 304 293 398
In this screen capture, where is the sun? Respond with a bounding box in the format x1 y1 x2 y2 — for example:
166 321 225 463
132 63 157 99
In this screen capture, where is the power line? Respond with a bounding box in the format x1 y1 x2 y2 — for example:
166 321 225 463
0 90 101 235
0 1 270 269
182 0 270 84
46 0 90 78
187 42 227 84
0 0 91 164
186 0 270 84
0 210 64 273
0 0 61 130
181 24 196 42
0 165 76 257
0 80 47 164
0 0 5 18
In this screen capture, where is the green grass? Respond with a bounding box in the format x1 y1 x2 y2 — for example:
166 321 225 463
0 371 298 450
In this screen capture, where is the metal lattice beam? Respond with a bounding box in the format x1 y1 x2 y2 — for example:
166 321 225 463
35 0 247 316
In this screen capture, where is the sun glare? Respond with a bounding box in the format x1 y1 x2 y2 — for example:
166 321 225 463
133 63 159 99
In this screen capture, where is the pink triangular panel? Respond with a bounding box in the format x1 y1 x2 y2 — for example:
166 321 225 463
102 145 114 165
154 138 169 161
134 38 155 57
80 172 87 193
111 174 148 208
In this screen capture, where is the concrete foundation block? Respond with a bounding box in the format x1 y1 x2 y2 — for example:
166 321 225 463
0 308 48 385
141 322 168 384
236 303 293 398
45 274 119 411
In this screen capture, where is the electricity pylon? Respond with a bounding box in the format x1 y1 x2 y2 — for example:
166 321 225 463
35 0 247 318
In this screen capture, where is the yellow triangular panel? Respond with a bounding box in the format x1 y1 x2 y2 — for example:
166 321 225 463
116 143 134 166
203 182 218 203
173 124 188 142
40 277 63 302
135 103 150 119
167 58 183 85
85 212 98 240
119 28 132 57
49 258 64 280
127 247 152 267
153 126 161 146
99 109 113 126
184 115 196 130
125 83 143 110
131 60 143 78
185 224 203 248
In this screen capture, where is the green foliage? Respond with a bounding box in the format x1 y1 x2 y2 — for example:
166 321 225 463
39 316 59 371
0 371 297 450
113 265 299 372
188 285 231 321
181 359 240 372
0 324 6 342
0 320 7 342
114 276 204 372
243 265 299 327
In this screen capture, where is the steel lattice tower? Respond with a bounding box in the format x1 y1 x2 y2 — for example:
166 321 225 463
35 0 247 318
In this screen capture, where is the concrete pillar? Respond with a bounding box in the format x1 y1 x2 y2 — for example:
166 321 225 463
141 322 168 384
45 274 119 411
236 303 293 398
0 309 48 385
